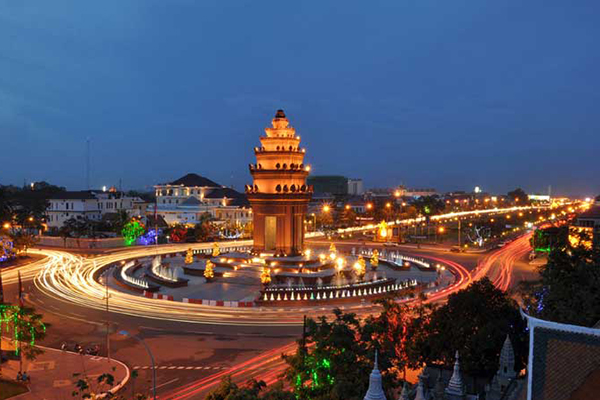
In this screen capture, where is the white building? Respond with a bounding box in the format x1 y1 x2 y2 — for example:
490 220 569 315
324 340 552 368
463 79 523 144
46 190 141 229
348 178 364 195
405 188 438 198
148 173 251 226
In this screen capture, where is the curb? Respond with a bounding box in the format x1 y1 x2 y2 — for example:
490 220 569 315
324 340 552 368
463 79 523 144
35 344 131 399
182 298 254 307
141 291 254 307
142 291 174 301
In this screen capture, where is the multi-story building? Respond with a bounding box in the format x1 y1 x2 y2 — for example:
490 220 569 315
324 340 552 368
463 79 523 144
148 173 251 226
575 195 600 248
347 178 364 195
46 190 141 229
405 188 438 198
307 175 348 196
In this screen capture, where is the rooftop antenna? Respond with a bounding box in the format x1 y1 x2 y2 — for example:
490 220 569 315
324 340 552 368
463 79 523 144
548 185 552 198
86 137 91 190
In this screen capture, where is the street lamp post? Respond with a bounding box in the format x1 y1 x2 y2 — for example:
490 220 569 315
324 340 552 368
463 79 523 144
458 219 462 249
119 331 156 399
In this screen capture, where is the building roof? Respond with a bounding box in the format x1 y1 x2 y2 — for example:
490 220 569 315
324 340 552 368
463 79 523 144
180 196 202 206
578 206 600 220
205 187 249 207
522 311 600 400
166 173 221 188
50 191 97 200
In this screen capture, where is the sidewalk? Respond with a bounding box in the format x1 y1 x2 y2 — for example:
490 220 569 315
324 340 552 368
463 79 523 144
1 342 129 399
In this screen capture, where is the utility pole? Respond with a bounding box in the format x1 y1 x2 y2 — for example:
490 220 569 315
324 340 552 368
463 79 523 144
458 219 461 249
105 266 111 362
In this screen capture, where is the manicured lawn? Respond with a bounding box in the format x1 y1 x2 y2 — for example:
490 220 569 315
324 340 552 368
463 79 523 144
0 379 28 399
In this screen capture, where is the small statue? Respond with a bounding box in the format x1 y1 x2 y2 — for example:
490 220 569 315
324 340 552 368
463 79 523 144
212 242 220 257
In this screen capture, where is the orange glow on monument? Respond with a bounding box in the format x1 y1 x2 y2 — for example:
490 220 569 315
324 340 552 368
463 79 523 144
246 110 312 255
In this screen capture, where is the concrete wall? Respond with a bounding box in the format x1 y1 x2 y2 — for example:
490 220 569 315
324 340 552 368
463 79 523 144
38 236 126 249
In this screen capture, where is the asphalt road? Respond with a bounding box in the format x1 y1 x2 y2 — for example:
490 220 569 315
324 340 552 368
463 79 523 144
0 233 538 399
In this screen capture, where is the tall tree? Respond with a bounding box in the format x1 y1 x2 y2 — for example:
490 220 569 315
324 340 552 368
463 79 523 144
9 231 39 255
283 309 398 400
412 278 527 377
507 188 528 204
522 231 600 327
412 196 445 218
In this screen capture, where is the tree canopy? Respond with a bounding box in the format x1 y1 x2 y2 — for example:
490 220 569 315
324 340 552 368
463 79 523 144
413 278 527 377
522 231 600 327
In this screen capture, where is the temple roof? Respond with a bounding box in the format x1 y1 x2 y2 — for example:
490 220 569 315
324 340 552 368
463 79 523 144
275 109 286 119
531 326 600 400
521 311 600 400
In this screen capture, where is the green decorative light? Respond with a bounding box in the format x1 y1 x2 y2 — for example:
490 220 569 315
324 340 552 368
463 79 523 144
122 220 145 246
0 305 45 355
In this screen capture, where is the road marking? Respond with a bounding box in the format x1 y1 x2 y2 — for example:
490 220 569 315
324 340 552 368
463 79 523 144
134 365 231 370
155 378 179 390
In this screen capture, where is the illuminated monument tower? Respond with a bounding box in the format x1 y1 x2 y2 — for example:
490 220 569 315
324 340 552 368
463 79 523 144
246 110 312 255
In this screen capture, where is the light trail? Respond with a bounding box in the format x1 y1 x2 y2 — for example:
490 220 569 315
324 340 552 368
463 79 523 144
27 238 470 327
161 342 298 400
471 233 533 292
160 231 539 399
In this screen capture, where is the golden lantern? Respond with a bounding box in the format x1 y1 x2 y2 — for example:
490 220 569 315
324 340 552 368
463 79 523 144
376 220 389 242
260 267 272 285
204 261 215 280
184 248 194 264
354 255 366 278
370 250 379 270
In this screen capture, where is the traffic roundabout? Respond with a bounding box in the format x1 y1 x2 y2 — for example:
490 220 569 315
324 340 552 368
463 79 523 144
27 241 471 327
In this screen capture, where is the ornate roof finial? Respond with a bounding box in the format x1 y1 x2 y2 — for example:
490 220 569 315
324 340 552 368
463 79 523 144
498 335 516 379
414 373 427 400
445 351 466 397
399 381 410 400
363 350 387 400
275 109 286 119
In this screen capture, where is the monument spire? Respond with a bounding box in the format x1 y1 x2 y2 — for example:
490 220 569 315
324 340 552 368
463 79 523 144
399 381 410 400
363 350 387 400
445 351 466 398
498 335 516 379
246 109 312 255
414 373 427 400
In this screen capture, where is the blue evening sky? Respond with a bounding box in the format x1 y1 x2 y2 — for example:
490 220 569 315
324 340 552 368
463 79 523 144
1 1 599 197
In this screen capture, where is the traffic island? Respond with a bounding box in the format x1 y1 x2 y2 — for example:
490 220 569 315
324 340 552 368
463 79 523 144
1 344 129 399
0 379 28 400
